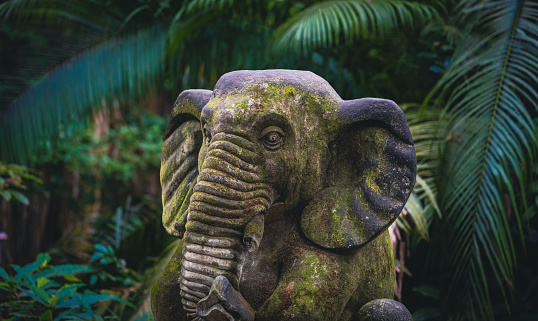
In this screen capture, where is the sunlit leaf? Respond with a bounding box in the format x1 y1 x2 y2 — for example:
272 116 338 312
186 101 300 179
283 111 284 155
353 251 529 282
36 277 49 288
63 274 82 283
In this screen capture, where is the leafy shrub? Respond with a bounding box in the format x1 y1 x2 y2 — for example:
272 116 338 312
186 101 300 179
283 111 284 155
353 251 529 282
0 253 132 320
89 244 138 288
0 162 42 205
35 112 166 186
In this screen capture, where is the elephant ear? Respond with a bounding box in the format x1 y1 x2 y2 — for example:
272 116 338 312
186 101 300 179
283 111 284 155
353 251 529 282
161 89 212 237
301 98 416 249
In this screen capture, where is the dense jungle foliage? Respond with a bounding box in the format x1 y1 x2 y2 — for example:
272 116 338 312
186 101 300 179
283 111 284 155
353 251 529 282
0 0 537 320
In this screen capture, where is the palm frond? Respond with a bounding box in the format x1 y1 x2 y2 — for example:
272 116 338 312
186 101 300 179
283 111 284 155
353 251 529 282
272 0 439 53
0 0 118 32
399 105 443 241
185 0 237 13
433 0 537 318
0 27 167 164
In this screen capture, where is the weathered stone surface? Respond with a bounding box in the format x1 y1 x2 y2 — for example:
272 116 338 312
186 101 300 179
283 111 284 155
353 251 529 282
357 298 414 321
152 70 416 320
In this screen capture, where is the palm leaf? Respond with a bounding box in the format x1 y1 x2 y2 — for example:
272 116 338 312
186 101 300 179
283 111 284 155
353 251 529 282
0 0 119 32
0 27 167 164
432 0 537 319
272 0 439 53
399 105 443 241
0 0 119 111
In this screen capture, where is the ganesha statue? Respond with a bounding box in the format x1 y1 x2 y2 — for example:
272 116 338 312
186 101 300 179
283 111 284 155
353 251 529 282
151 70 416 321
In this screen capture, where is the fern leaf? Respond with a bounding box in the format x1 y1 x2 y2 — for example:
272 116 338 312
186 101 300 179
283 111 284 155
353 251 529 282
434 0 537 319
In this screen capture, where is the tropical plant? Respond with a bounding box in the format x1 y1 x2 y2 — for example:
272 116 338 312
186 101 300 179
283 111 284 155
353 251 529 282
271 0 439 53
0 0 440 164
0 27 167 164
34 111 167 185
398 104 443 243
83 195 174 321
0 252 132 320
1 0 536 320
425 0 538 319
258 0 538 319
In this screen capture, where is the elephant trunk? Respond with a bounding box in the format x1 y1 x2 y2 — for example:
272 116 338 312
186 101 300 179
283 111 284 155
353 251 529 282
179 133 271 318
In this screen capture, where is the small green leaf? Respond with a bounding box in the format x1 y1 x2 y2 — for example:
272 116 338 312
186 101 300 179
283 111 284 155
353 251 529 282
412 285 440 299
0 267 10 280
10 190 29 205
13 264 36 283
55 283 84 302
49 294 57 307
19 288 47 304
95 243 107 253
90 252 103 262
0 190 12 201
37 277 49 288
39 310 52 321
395 259 413 277
63 274 81 282
37 253 51 267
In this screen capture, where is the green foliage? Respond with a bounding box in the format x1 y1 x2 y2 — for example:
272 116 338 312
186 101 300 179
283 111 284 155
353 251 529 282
398 105 443 242
89 244 138 288
35 111 166 189
0 0 445 163
89 195 173 274
427 0 538 319
0 253 132 320
85 197 173 321
272 0 438 53
0 161 42 205
0 27 167 164
0 0 536 320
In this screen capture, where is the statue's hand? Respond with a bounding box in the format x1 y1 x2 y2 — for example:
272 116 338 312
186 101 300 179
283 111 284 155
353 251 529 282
197 275 255 321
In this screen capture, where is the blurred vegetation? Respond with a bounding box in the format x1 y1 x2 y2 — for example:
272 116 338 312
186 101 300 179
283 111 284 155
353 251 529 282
0 252 136 320
0 0 536 320
0 162 43 205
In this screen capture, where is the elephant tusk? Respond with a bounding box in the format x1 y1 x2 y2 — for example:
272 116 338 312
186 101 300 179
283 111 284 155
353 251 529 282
243 209 265 252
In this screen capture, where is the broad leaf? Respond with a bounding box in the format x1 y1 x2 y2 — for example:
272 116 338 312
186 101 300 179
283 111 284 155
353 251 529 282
33 265 94 280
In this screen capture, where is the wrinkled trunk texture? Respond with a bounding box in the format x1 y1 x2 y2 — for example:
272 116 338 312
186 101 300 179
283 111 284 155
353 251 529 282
180 133 271 319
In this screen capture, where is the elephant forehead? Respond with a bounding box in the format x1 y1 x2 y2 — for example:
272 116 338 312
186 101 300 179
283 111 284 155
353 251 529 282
203 86 340 130
213 69 341 101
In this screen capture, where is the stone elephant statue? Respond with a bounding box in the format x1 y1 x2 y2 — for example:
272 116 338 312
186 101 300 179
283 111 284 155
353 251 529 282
151 70 416 321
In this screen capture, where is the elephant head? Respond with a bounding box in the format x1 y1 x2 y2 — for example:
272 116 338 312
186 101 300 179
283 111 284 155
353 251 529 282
155 70 416 320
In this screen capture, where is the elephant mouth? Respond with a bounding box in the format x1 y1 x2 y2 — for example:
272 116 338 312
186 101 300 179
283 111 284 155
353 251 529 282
179 132 273 318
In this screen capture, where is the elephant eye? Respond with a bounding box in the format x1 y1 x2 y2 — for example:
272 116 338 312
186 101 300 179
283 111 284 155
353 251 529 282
261 126 284 150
